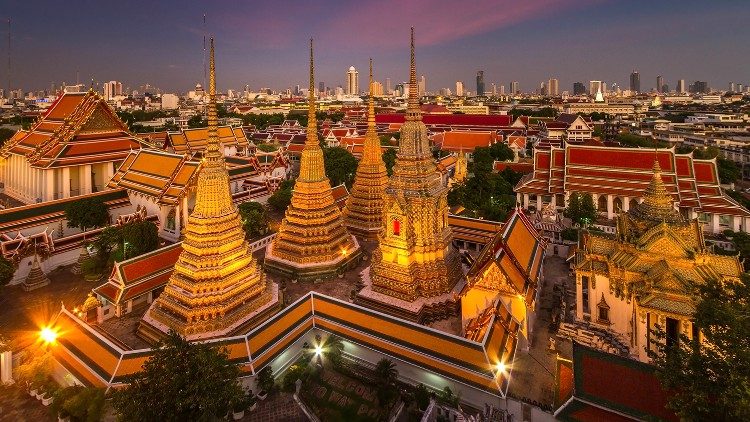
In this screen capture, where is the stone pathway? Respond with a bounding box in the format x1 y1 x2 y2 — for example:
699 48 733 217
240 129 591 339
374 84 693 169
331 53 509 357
0 384 55 422
247 392 308 422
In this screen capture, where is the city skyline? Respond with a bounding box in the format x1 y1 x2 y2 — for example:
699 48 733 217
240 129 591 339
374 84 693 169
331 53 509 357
0 0 749 94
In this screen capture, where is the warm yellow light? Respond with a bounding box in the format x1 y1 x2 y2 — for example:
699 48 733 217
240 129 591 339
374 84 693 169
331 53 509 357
496 361 506 374
341 248 347 256
40 327 58 344
314 345 323 356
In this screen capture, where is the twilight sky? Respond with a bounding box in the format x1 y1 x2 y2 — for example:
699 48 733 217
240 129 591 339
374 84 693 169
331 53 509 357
0 0 748 94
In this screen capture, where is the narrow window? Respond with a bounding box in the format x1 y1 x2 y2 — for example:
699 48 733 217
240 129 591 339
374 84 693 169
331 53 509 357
393 219 401 236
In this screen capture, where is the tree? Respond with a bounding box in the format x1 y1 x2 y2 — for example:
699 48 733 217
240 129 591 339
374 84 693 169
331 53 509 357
322 335 344 367
382 148 397 176
447 183 466 208
489 142 515 162
119 220 159 259
374 358 398 405
0 255 14 287
469 147 494 175
718 158 740 184
580 193 597 225
0 127 15 147
649 274 750 421
238 201 268 239
323 147 357 188
256 143 278 153
187 114 207 128
112 331 244 421
65 197 109 231
268 185 293 212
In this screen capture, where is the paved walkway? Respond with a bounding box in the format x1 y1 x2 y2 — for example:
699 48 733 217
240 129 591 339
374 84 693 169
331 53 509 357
247 392 308 422
0 384 55 422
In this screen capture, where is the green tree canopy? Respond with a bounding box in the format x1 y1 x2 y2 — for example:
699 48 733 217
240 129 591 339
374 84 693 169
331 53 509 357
649 274 750 421
238 201 268 239
268 181 294 212
0 127 15 147
323 147 358 188
382 148 397 176
112 331 244 421
564 192 597 226
0 255 14 287
469 147 494 175
119 220 159 260
489 142 515 162
65 197 109 231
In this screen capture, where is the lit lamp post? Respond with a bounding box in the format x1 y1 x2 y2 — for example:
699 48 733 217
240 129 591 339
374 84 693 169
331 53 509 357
123 241 130 260
40 327 58 346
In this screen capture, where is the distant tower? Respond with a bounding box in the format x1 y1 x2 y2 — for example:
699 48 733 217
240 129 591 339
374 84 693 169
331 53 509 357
359 28 461 323
510 81 519 95
386 78 392 94
418 74 426 96
729 82 735 93
476 71 485 96
573 82 586 95
455 81 464 97
630 70 640 93
346 66 359 95
548 78 559 96
677 79 686 94
265 39 362 280
656 75 664 93
344 59 389 239
319 81 325 95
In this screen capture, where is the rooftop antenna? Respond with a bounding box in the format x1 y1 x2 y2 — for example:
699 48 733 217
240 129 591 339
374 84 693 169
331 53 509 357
6 18 10 100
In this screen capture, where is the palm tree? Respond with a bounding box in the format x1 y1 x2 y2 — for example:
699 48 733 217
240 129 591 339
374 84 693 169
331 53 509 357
374 358 398 387
322 335 344 366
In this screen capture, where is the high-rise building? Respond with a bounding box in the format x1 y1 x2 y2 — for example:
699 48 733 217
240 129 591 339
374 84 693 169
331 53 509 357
661 84 669 93
656 75 664 93
476 71 485 96
418 74 426 96
629 71 640 93
318 81 325 94
510 81 519 95
729 82 735 93
360 28 461 322
692 80 708 94
386 78 391 95
346 66 359 95
455 81 464 97
372 81 384 96
677 79 686 93
500 85 505 95
103 80 122 101
161 93 179 109
548 78 559 96
539 81 546 96
573 82 586 95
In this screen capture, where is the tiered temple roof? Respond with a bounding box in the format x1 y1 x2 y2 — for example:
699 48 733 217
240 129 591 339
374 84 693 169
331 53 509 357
139 39 277 341
107 149 200 206
264 39 361 280
362 28 462 320
0 91 147 167
166 126 248 156
517 145 750 218
343 59 389 240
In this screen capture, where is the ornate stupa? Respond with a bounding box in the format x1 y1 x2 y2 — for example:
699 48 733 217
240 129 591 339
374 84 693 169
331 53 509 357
139 39 279 342
453 149 468 185
264 39 361 281
343 59 389 239
22 255 50 291
358 28 462 322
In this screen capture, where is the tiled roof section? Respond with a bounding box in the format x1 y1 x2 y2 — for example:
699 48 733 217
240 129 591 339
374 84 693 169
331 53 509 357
466 208 546 306
0 189 130 233
167 125 246 155
107 149 200 205
94 243 182 305
448 214 503 245
0 91 148 168
330 184 349 210
517 145 750 217
376 113 512 126
555 342 678 421
433 131 498 151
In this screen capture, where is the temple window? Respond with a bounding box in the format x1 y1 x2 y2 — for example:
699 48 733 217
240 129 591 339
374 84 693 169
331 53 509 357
596 293 610 323
666 317 680 349
719 215 731 227
393 219 401 236
167 209 176 231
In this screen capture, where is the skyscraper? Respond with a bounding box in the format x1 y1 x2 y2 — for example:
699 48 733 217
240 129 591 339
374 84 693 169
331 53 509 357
491 83 497 96
318 81 325 94
573 82 586 95
630 71 640 93
386 78 391 95
476 71 484 96
677 79 686 93
455 81 464 97
500 85 505 95
693 81 708 94
418 74 426 96
656 75 664 93
346 66 359 95
548 78 559 96
103 80 122 101
729 82 736 93
589 81 602 96
510 81 519 95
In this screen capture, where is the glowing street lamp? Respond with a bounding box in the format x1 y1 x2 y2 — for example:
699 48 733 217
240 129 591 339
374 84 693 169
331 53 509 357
495 361 506 375
314 345 323 357
40 327 58 345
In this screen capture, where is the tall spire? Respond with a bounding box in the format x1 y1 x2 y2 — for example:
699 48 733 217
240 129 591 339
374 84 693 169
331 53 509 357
363 58 378 161
205 37 221 163
306 38 318 146
406 27 420 118
629 160 682 224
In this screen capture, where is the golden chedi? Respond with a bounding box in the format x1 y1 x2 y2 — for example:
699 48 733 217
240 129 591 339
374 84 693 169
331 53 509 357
344 59 389 239
264 39 361 280
359 28 462 322
140 39 278 341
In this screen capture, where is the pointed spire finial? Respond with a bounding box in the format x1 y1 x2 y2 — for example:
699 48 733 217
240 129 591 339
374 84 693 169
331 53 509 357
205 37 221 162
306 38 318 145
407 27 420 117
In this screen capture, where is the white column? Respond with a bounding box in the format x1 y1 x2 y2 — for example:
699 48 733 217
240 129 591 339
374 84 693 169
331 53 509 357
44 170 54 202
711 214 720 234
733 216 741 232
104 162 114 185
622 196 630 212
536 196 542 211
551 195 557 208
62 167 71 198
1 350 12 385
607 195 614 220
523 194 529 209
182 196 189 226
82 164 92 194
